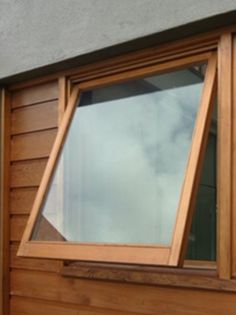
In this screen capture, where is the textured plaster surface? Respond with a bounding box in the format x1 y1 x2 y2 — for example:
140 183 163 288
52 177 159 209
1 0 236 79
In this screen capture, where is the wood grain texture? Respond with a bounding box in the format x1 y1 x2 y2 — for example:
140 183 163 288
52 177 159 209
232 36 236 277
218 33 233 279
169 53 217 265
18 242 170 266
72 47 215 84
12 81 58 108
10 216 28 242
10 159 47 188
10 296 139 315
58 76 67 124
11 128 57 161
10 269 236 315
57 76 67 273
79 52 211 91
10 188 38 215
11 100 58 135
18 86 79 253
10 244 61 272
61 261 236 293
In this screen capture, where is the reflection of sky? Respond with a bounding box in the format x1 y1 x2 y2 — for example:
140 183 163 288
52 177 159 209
37 69 203 246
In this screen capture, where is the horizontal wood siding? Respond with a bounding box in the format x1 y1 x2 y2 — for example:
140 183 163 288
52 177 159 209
11 100 58 135
10 216 28 242
9 81 62 314
10 296 139 315
11 129 57 161
10 244 61 272
10 159 48 188
11 82 58 109
10 188 38 215
10 270 236 315
8 77 236 315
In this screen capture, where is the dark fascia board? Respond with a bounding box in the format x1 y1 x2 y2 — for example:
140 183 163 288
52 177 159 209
1 10 236 86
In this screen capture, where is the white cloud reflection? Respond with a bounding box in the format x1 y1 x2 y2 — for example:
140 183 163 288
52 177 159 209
36 69 203 246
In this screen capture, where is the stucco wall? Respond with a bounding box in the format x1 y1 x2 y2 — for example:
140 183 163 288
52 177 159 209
1 0 236 80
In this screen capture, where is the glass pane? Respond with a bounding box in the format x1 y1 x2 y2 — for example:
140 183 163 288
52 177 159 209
32 66 205 245
187 106 217 260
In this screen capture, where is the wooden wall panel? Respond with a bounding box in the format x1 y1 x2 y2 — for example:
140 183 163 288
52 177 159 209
11 100 58 135
10 216 28 242
12 81 58 109
10 269 236 315
9 79 74 315
10 188 38 215
10 159 47 188
10 297 139 315
10 245 61 272
11 129 57 161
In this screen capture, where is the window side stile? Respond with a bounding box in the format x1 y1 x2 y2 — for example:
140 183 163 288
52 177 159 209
58 76 67 125
169 53 217 266
232 35 236 278
218 33 233 280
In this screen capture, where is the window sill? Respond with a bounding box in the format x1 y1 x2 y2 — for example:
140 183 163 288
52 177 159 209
60 260 236 293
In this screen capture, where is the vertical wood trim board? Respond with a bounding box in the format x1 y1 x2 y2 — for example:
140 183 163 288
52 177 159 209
232 35 236 277
1 89 11 315
218 33 233 279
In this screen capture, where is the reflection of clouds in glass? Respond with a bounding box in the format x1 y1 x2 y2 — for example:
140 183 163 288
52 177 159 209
40 72 203 246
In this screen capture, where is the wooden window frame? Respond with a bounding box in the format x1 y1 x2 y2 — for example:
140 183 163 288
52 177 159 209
17 50 217 267
0 26 230 289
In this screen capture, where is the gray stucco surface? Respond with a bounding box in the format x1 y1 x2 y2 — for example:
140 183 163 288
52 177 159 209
1 0 236 81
